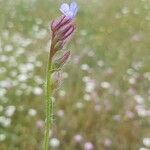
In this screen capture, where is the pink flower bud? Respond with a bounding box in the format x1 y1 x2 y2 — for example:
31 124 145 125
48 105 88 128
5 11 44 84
51 16 72 33
51 16 64 31
50 15 75 58
53 51 70 69
61 25 75 41
59 51 70 65
52 22 75 44
51 72 63 90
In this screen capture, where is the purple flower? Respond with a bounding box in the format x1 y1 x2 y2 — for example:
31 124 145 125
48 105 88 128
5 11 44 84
73 134 83 143
60 1 78 19
84 142 94 150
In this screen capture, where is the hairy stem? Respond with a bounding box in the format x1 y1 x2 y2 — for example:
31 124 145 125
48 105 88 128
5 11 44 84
43 52 53 150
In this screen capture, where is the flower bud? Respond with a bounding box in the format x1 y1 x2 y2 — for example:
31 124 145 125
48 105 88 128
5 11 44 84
51 16 72 33
51 72 63 90
53 51 70 70
50 15 75 59
52 22 75 43
61 25 75 41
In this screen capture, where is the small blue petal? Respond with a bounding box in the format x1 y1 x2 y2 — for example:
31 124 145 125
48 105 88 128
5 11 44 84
60 1 78 19
70 1 77 12
70 1 78 17
60 3 70 13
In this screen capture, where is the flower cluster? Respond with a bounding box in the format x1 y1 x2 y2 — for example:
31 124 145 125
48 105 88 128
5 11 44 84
50 1 78 69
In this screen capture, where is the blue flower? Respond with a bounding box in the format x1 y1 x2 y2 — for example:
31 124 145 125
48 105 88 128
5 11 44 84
60 1 78 19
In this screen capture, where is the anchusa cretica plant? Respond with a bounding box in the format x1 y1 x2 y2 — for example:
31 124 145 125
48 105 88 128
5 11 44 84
43 1 78 150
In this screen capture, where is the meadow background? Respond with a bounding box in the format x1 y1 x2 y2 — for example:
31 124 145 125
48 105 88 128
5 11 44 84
0 0 150 149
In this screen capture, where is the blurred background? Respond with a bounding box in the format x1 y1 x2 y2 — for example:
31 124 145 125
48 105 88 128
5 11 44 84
0 0 150 149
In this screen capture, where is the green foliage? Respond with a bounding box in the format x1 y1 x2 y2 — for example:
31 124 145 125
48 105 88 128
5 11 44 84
0 0 150 149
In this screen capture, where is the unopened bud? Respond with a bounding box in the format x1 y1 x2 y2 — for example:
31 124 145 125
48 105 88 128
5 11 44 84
53 51 70 70
62 25 75 41
51 16 71 32
51 16 64 32
51 72 63 90
52 22 75 43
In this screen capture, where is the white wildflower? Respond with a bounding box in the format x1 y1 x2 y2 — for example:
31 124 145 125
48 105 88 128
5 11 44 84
0 116 11 127
33 87 43 95
59 90 66 97
81 64 90 71
100 81 111 89
50 138 60 148
0 134 6 141
28 109 37 117
143 138 150 147
5 106 16 117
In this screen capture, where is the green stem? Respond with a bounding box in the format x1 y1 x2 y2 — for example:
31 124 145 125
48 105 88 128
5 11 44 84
43 54 53 150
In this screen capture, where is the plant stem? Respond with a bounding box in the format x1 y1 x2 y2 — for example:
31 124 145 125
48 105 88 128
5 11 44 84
43 53 53 150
